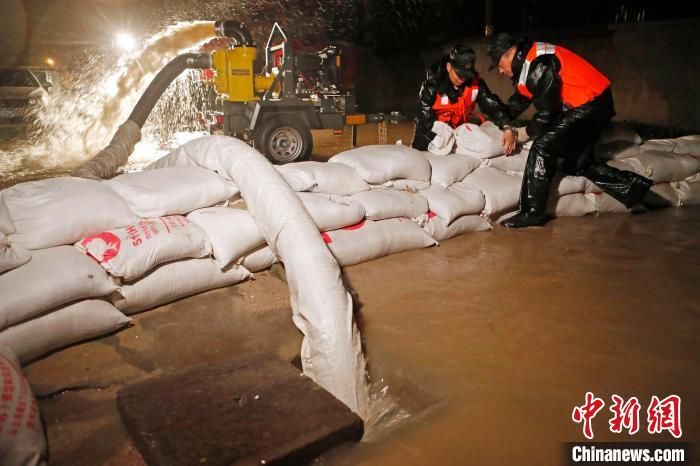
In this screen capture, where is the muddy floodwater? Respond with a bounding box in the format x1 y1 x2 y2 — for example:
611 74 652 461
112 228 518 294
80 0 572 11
6 125 699 465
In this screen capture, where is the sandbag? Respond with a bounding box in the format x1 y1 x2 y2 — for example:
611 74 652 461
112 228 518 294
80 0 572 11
0 234 31 275
377 179 432 192
553 176 591 197
642 137 700 154
4 177 138 250
424 153 481 187
322 218 437 267
609 151 700 183
454 122 503 158
76 216 211 281
642 183 682 208
329 144 431 184
112 258 251 314
591 192 629 213
418 184 486 224
238 246 278 273
674 181 700 206
0 193 14 235
427 120 455 155
0 300 130 364
461 166 522 216
484 148 529 172
0 346 47 466
187 207 264 268
105 166 239 217
594 141 643 161
0 246 118 331
422 212 492 241
297 193 366 230
547 193 596 217
278 161 370 195
349 188 428 220
597 122 642 145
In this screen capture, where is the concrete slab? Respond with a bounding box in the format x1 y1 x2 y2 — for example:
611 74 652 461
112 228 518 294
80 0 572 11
117 354 363 466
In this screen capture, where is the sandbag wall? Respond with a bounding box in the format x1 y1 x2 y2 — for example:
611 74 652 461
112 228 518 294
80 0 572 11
1 128 699 365
0 127 699 464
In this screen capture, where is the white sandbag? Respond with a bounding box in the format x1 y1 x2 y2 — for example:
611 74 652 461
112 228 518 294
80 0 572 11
422 212 492 241
418 184 486 224
0 300 130 364
322 218 437 267
674 181 700 205
329 144 431 184
547 193 596 217
454 122 503 158
0 234 31 275
238 246 278 273
377 179 431 192
642 137 700 154
642 183 682 208
0 193 14 235
187 207 264 268
278 161 370 195
76 216 211 281
427 120 455 156
4 177 138 250
594 141 643 161
113 258 251 314
609 151 700 183
461 166 522 216
0 346 47 466
297 193 366 230
484 148 529 172
684 172 700 183
597 122 642 145
591 192 629 213
349 188 428 220
105 166 239 217
424 153 481 187
553 176 590 197
0 246 118 331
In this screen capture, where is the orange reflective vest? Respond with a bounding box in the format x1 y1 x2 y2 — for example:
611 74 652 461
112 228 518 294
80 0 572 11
517 42 610 108
432 78 480 128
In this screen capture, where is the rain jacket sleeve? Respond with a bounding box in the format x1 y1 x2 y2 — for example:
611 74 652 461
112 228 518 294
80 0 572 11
521 55 563 138
475 78 513 128
411 61 442 150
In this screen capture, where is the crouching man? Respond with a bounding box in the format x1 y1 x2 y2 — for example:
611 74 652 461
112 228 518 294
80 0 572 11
412 44 517 156
488 33 653 228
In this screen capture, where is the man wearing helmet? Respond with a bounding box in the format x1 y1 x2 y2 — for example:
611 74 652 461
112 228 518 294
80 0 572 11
487 33 653 228
412 44 517 155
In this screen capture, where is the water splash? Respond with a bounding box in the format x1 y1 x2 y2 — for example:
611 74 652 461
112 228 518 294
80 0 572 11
24 21 215 172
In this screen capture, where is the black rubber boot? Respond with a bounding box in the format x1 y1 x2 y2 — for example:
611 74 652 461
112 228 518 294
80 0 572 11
622 175 654 208
503 146 556 229
501 212 549 228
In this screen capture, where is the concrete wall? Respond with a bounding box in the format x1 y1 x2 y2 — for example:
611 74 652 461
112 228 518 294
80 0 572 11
360 19 700 132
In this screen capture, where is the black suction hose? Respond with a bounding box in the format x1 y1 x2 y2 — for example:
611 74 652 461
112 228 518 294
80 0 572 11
128 53 212 128
73 52 212 179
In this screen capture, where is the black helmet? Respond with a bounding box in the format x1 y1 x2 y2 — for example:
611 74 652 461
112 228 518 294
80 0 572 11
487 33 517 70
448 45 476 80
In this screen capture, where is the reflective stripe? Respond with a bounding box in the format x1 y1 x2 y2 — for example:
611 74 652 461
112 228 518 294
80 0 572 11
518 60 530 90
471 88 479 102
535 42 555 56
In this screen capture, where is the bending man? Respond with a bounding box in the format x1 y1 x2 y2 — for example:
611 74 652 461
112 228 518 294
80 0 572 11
488 33 652 228
412 44 516 155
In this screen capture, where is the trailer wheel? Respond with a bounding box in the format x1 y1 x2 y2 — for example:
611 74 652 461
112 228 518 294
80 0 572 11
254 116 313 164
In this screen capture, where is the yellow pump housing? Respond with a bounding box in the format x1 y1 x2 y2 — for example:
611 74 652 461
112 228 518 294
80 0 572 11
212 47 261 102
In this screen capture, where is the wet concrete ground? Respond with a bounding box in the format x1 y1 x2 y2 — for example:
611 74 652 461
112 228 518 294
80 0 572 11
5 123 700 464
